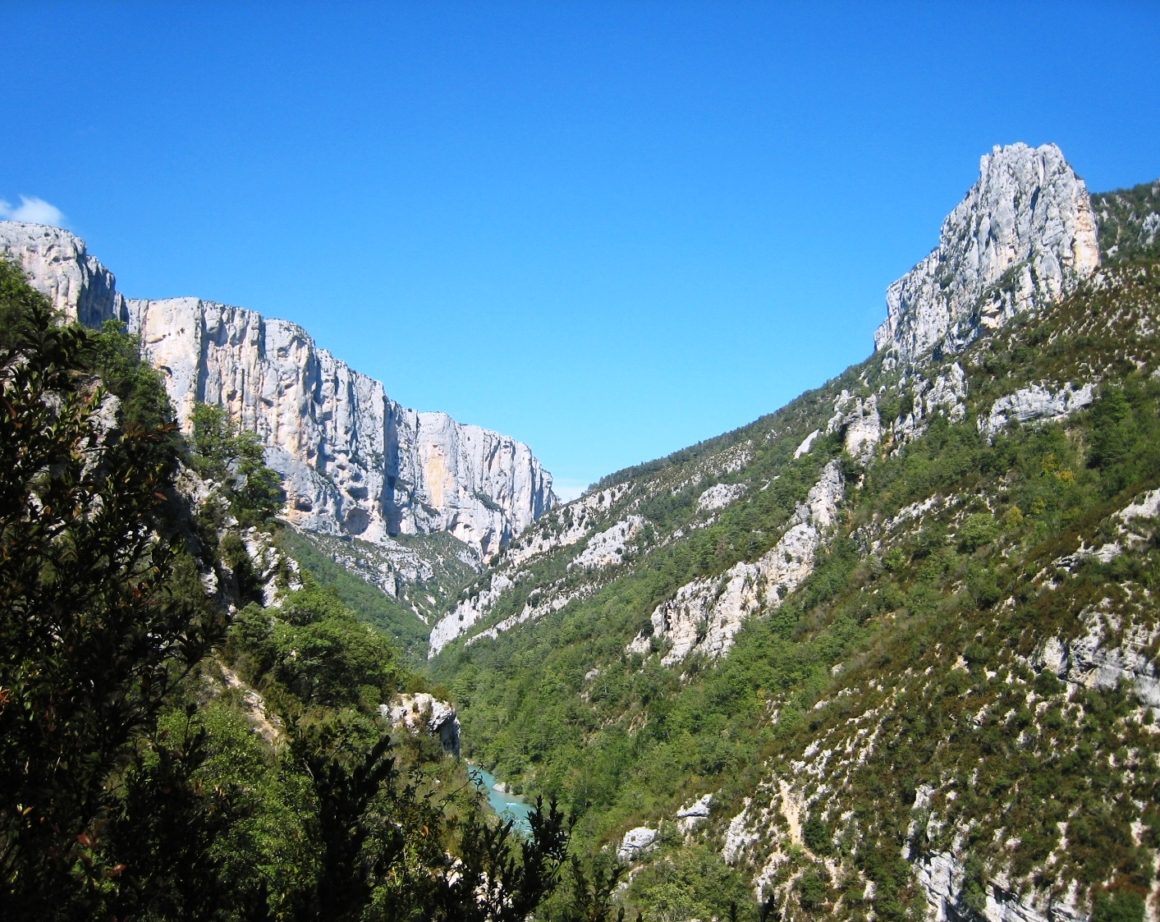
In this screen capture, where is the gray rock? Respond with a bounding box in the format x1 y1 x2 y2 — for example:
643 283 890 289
875 143 1099 364
915 848 1086 922
696 482 748 514
627 460 844 665
617 826 658 863
382 693 461 758
676 793 713 832
0 221 127 328
979 382 1095 440
890 363 968 445
793 428 820 459
827 391 881 462
569 515 645 570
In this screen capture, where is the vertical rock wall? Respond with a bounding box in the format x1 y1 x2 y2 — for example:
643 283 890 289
0 221 127 328
1 222 555 558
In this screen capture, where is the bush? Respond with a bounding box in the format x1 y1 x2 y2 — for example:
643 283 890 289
1092 889 1146 922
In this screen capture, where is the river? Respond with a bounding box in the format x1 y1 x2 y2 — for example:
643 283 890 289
468 763 533 836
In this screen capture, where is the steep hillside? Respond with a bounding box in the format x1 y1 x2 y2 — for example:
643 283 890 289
429 145 1160 922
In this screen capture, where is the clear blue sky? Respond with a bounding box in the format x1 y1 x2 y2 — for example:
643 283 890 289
6 2 1159 498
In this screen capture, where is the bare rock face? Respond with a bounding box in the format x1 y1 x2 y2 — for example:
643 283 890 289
124 296 554 558
0 222 127 328
382 693 461 758
914 849 1086 922
978 381 1096 441
124 297 555 560
408 411 555 557
617 827 658 864
569 515 645 570
827 391 881 462
676 793 713 832
427 484 635 656
875 143 1099 363
1 221 556 559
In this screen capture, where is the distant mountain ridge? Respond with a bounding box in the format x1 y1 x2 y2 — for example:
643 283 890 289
0 222 557 564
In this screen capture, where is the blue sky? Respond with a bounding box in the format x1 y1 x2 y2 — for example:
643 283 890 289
6 2 1159 499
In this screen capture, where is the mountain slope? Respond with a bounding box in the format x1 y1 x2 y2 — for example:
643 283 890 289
428 145 1160 922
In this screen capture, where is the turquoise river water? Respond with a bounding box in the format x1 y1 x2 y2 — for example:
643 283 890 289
468 763 533 835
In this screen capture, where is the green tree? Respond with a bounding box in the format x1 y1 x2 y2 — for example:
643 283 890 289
192 402 284 527
1092 889 1146 922
1088 387 1134 488
0 261 220 913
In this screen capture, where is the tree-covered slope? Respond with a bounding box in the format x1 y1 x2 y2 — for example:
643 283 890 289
427 178 1160 921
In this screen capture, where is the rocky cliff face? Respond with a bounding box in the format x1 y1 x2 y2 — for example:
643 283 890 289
0 221 127 328
626 460 844 665
874 143 1100 363
1 222 555 559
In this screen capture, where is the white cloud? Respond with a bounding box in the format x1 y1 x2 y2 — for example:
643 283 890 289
0 195 68 227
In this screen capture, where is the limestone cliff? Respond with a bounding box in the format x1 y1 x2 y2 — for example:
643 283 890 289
874 143 1100 363
626 460 844 665
1 222 556 559
0 221 127 328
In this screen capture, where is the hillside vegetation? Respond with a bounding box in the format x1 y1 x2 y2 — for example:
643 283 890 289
428 182 1160 922
4 166 1158 922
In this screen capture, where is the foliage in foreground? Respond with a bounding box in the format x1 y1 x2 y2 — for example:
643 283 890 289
0 260 632 920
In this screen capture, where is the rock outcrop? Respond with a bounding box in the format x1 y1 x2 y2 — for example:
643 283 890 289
427 484 636 656
827 391 881 462
696 482 748 514
1036 487 1160 708
914 849 1086 922
676 794 713 832
875 143 1100 363
0 221 126 328
889 362 969 445
617 827 659 863
382 693 462 758
569 515 645 570
0 222 556 559
979 382 1096 440
627 460 844 665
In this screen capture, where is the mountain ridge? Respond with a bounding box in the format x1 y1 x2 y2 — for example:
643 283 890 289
426 144 1160 921
0 221 557 572
428 142 1105 659
5 141 1159 920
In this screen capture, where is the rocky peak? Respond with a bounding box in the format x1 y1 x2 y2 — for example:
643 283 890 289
874 143 1099 363
0 222 127 328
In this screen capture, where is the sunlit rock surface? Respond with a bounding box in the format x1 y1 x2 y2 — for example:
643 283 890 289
875 143 1099 363
0 222 556 559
